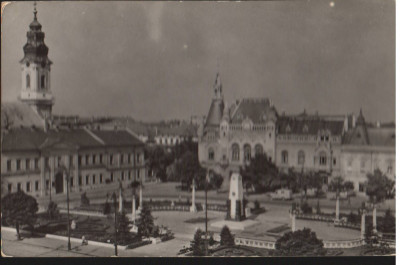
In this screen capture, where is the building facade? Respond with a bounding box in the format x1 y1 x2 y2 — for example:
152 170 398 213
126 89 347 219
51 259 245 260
1 6 146 198
1 128 146 198
341 111 395 191
198 74 393 190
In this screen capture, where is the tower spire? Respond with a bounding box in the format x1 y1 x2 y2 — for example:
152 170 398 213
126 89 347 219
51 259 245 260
33 1 37 20
213 72 223 99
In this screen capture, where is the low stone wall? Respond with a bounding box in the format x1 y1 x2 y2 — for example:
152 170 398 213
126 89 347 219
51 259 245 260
59 209 106 217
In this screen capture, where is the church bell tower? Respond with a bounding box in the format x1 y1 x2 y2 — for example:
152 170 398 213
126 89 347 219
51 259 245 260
19 2 54 119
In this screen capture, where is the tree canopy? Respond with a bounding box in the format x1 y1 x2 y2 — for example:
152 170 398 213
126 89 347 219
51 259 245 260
1 191 39 238
137 204 155 238
366 169 395 203
220 225 235 246
275 228 326 256
240 154 279 192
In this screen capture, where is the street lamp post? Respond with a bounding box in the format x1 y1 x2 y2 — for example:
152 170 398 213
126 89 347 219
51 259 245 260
112 192 118 256
65 168 71 251
59 164 71 251
204 170 211 256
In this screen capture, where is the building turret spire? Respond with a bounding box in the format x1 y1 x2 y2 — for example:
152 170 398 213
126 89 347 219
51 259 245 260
33 1 37 20
213 72 223 99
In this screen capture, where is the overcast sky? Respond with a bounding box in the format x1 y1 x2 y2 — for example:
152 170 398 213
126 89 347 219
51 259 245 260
1 0 395 122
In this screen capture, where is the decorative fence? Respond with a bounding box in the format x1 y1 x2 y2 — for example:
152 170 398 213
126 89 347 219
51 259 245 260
323 238 364 249
234 237 276 250
296 213 335 223
149 205 190 212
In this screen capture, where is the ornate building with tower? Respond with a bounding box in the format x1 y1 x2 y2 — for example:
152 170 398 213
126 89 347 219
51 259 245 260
1 5 146 199
19 3 54 119
198 74 394 191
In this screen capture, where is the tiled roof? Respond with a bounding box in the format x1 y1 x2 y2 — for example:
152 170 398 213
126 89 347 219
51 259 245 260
230 98 276 124
90 130 143 146
1 128 143 153
276 116 344 135
1 102 44 129
343 127 395 147
205 99 224 127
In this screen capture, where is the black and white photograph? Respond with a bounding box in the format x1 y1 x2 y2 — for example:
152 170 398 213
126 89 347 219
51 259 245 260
0 0 396 258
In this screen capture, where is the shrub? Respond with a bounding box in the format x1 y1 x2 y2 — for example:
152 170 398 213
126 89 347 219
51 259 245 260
81 192 90 206
300 202 312 214
275 228 326 256
254 200 260 210
220 225 235 246
347 211 358 224
47 201 60 220
103 201 111 215
380 208 395 233
191 229 205 256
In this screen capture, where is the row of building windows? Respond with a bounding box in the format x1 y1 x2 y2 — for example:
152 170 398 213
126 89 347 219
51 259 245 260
6 158 40 172
7 170 142 194
5 152 143 173
279 135 338 142
8 180 40 193
208 144 265 162
280 150 336 166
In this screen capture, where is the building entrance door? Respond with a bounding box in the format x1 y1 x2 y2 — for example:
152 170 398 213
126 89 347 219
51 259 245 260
55 172 64 194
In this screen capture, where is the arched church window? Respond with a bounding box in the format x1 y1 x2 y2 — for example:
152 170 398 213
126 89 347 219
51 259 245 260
319 151 327 166
208 148 215 161
281 150 288 164
244 144 251 162
41 75 45 89
26 74 30 89
231 144 240 161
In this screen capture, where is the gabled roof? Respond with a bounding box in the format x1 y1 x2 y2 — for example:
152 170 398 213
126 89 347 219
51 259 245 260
230 98 276 124
276 116 344 135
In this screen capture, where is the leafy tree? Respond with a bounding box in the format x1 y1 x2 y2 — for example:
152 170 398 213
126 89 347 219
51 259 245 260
366 169 394 204
329 176 344 195
80 192 90 206
343 181 354 192
220 225 235 246
146 146 174 182
191 229 205 256
300 201 312 214
380 208 395 233
275 228 326 256
47 201 59 220
175 151 206 190
347 211 358 224
366 169 395 233
209 171 224 191
117 210 132 242
240 154 279 192
1 191 39 239
137 204 154 238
